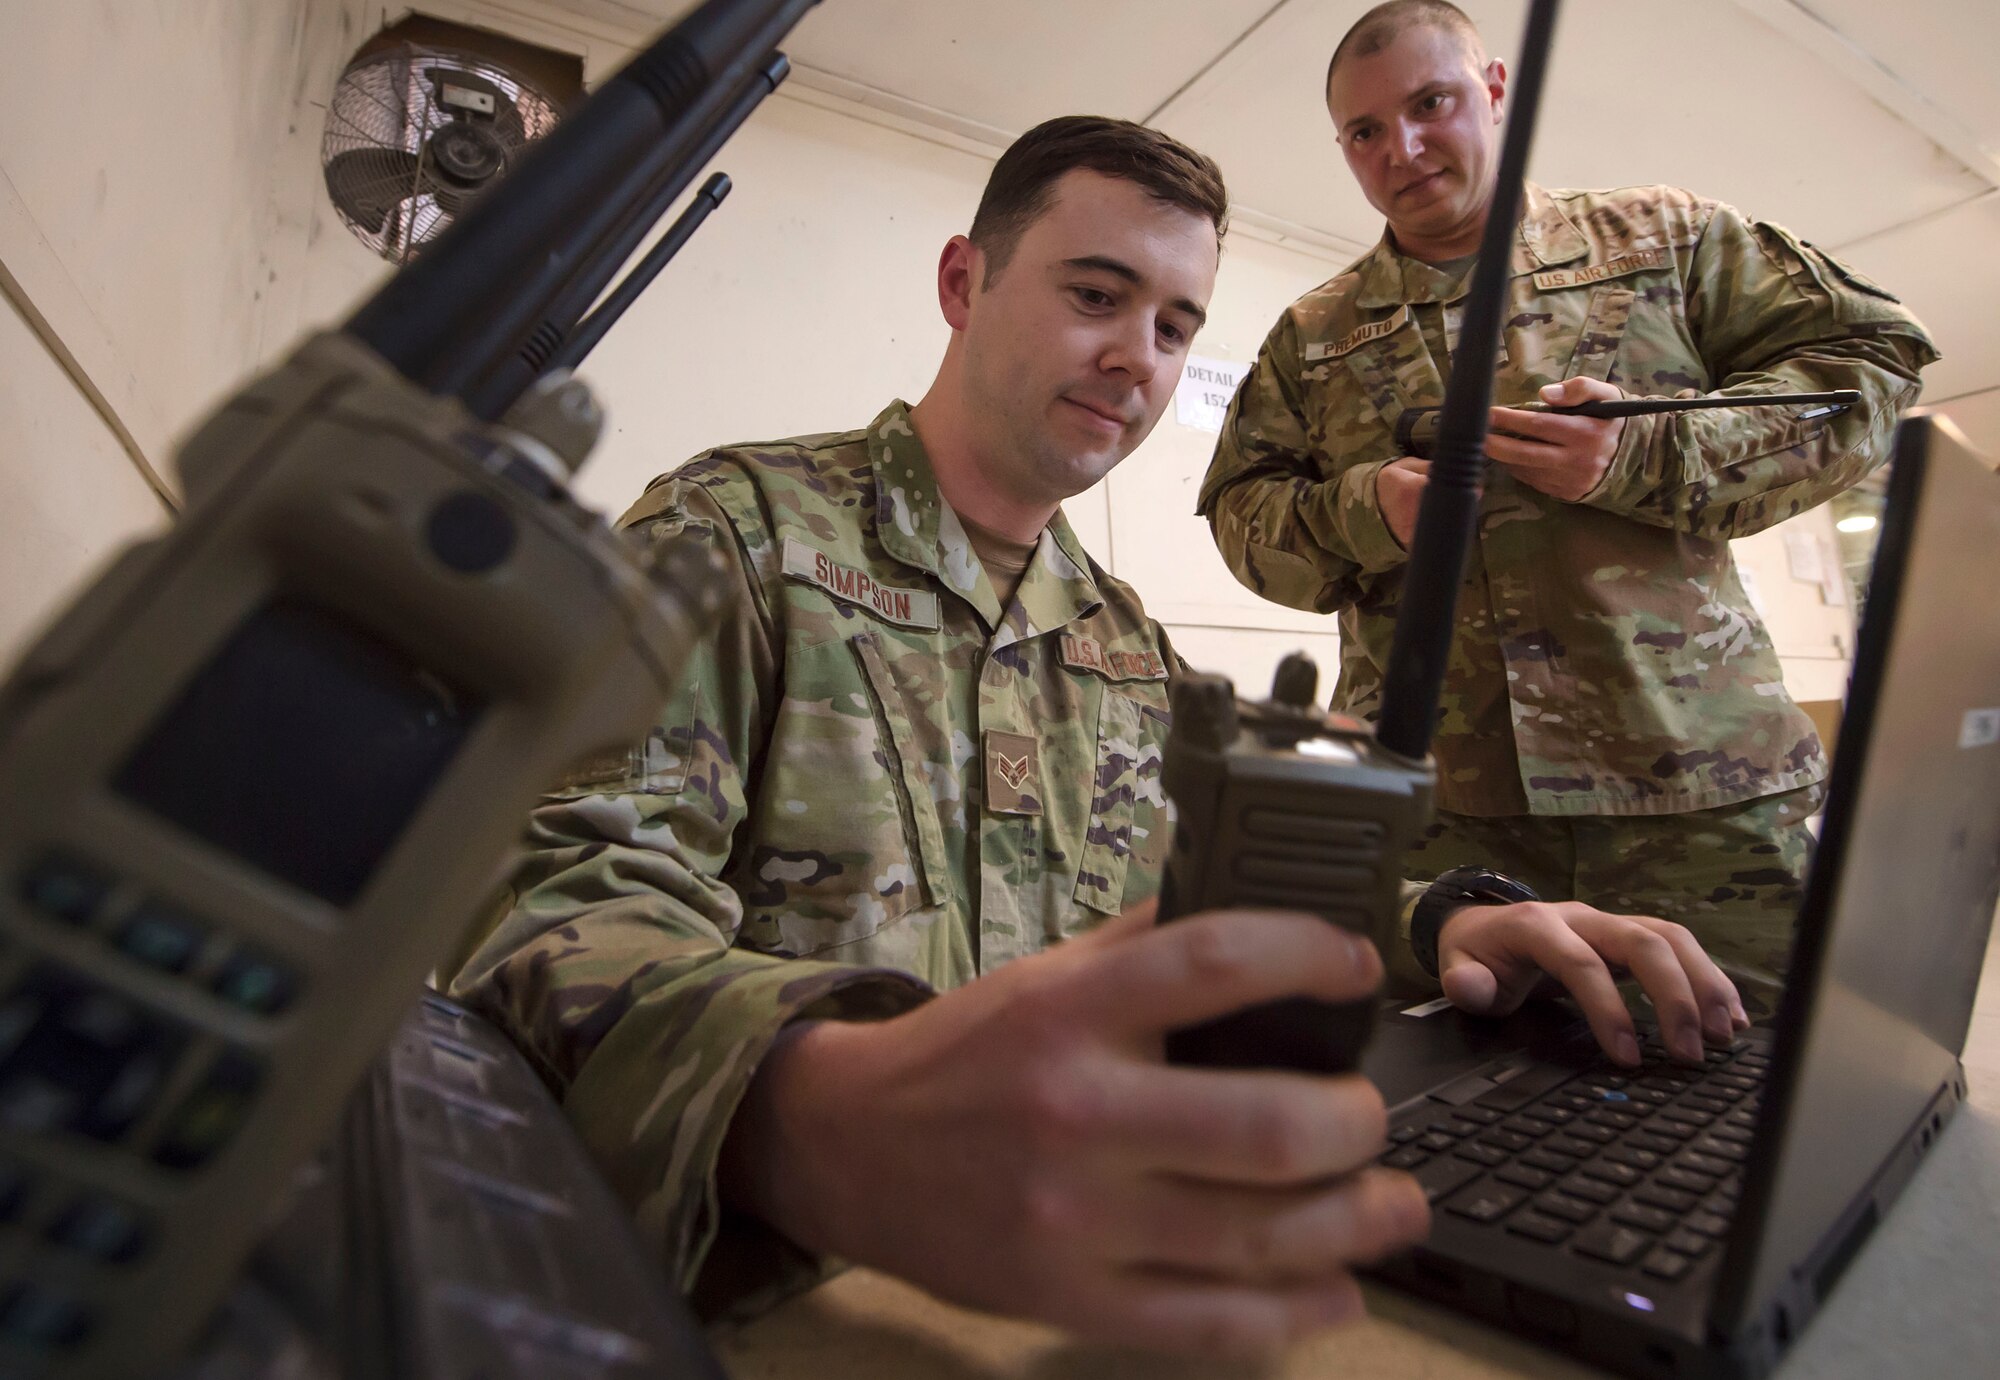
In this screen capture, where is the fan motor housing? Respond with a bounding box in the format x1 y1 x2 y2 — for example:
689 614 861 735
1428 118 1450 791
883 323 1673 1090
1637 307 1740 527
321 16 582 263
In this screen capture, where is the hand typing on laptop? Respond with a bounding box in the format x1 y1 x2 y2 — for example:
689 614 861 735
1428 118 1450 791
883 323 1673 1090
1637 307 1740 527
1437 902 1751 1067
719 893 1747 1358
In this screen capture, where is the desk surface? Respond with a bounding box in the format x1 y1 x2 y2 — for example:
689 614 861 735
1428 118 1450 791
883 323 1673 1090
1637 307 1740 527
717 929 2000 1379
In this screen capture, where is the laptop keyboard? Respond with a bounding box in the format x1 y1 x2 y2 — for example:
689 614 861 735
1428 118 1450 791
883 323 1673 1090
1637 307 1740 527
1379 1032 1768 1283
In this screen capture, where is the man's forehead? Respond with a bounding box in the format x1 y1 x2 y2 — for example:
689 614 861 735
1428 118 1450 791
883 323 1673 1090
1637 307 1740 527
1020 171 1218 287
1329 23 1484 121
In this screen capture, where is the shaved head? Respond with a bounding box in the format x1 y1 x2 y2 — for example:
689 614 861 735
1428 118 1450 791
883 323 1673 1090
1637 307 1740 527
1326 1 1487 95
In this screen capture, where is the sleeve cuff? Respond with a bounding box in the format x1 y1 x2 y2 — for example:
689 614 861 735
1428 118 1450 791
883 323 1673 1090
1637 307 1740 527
1581 409 1680 514
559 956 932 1316
1328 460 1413 574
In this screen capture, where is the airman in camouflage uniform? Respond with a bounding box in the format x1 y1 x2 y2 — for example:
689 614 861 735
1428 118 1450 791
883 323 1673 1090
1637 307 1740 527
1201 9 1938 1005
451 400 1178 1308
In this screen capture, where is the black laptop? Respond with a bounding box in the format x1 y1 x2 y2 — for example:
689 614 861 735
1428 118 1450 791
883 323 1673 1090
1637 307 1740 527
1360 414 2000 1380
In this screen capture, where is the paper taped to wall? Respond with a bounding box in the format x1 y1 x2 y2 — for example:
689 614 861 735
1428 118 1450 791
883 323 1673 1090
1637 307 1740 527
1175 354 1249 433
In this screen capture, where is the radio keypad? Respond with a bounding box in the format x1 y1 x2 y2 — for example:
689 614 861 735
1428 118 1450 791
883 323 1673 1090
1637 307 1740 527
0 850 287 1362
153 1048 263 1170
18 855 113 928
0 967 184 1140
48 1194 152 1264
211 949 297 1016
116 903 206 975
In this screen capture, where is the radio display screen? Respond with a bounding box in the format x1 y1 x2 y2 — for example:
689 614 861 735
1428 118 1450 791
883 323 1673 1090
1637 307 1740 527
113 599 482 907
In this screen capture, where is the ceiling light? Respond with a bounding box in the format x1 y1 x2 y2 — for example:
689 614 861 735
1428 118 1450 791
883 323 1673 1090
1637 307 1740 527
1836 514 1878 534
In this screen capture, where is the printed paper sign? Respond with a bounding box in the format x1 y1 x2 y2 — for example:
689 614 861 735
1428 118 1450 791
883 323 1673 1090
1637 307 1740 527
1960 708 2000 750
1174 354 1249 434
1783 529 1824 584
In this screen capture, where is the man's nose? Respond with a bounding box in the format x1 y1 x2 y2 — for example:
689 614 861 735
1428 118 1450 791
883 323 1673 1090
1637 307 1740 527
1101 316 1159 385
1390 119 1423 165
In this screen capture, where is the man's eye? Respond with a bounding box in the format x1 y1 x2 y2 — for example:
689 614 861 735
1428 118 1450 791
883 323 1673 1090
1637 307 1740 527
1350 127 1374 146
1420 93 1448 113
1158 322 1186 346
1073 287 1114 308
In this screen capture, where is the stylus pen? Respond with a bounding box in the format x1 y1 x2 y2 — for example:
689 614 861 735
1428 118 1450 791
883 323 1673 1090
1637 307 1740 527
1399 388 1863 455
1541 389 1863 418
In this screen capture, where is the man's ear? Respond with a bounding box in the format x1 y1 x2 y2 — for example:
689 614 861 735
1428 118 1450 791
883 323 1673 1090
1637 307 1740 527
1486 58 1508 122
938 235 981 331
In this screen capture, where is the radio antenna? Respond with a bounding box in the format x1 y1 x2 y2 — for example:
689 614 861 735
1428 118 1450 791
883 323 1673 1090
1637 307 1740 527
1375 0 1562 759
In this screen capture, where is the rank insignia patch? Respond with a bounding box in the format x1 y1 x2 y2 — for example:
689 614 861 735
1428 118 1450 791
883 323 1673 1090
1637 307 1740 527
983 729 1041 815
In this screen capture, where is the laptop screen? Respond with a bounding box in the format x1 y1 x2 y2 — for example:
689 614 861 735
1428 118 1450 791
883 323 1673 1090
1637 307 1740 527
1718 417 2000 1327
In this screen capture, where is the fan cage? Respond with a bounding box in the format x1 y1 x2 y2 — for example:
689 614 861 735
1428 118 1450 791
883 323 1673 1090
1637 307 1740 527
322 43 563 263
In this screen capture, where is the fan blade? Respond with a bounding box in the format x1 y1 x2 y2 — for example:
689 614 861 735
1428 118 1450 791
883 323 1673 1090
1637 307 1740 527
489 88 526 146
324 148 424 232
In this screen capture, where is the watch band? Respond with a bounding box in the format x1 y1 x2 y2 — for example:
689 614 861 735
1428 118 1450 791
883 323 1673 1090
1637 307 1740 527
1410 866 1542 980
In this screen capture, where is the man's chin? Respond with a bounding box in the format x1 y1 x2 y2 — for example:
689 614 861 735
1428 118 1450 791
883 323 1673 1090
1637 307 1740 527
1038 448 1123 501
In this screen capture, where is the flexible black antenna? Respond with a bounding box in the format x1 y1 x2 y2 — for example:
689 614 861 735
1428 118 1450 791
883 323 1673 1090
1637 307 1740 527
460 51 788 418
1375 0 1562 759
550 173 733 375
343 0 818 404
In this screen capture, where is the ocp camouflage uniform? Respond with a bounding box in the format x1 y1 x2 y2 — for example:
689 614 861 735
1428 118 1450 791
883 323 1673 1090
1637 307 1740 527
449 401 1179 1317
1199 184 1937 998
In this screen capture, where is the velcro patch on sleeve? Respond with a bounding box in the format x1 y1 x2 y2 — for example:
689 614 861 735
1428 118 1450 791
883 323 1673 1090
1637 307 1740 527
1060 634 1168 683
1304 305 1412 361
1533 248 1667 290
781 537 941 630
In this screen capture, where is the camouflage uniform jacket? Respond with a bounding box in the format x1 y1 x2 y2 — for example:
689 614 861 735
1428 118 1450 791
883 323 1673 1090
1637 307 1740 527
450 401 1177 1314
1198 184 1937 817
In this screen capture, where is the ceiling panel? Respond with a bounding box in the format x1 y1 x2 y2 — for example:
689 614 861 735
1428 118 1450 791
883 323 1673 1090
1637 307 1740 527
524 0 1996 404
567 0 1285 128
1770 0 2000 160
1150 0 1987 252
540 3 1993 253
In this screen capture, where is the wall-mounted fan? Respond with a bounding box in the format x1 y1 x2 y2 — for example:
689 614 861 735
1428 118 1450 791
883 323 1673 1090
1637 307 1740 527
321 16 582 263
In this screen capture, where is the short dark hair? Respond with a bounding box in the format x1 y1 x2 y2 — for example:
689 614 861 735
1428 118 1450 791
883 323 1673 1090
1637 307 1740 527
968 116 1229 284
1326 0 1483 97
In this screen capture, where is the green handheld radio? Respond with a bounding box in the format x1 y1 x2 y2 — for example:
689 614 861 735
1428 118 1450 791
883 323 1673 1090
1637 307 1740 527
0 3 821 1375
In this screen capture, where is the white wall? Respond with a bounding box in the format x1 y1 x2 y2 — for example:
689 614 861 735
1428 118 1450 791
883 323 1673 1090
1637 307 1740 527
0 0 339 473
0 293 168 662
0 0 1878 711
0 0 362 656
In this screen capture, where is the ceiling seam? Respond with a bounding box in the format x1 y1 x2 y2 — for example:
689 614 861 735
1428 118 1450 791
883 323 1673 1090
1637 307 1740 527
1141 0 1297 127
1829 187 2000 254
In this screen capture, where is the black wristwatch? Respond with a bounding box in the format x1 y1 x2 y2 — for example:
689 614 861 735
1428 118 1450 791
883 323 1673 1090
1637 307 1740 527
1409 866 1542 979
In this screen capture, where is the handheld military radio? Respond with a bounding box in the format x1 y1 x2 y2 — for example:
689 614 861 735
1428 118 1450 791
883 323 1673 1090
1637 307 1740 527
1161 0 1564 1074
0 2 820 1375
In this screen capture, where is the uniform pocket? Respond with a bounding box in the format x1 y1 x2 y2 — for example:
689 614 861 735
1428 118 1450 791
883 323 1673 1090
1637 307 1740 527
848 630 954 909
1759 223 1908 327
1073 690 1170 914
741 633 942 957
1564 285 1636 382
1333 308 1440 439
